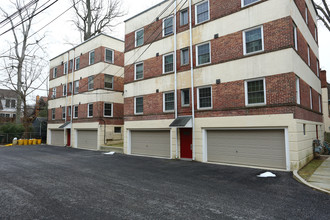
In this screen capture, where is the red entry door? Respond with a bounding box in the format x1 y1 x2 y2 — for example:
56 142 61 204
180 128 192 159
67 129 71 146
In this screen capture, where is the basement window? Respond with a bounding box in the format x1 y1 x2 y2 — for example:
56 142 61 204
114 127 122 133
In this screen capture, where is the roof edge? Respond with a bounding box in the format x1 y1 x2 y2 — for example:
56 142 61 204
50 33 124 62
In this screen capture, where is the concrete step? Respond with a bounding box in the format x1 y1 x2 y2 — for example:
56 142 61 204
100 146 123 153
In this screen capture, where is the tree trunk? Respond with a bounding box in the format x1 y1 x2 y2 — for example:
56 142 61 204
85 0 92 41
16 64 22 124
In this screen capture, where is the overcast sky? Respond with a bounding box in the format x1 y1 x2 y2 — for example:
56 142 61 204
0 0 329 100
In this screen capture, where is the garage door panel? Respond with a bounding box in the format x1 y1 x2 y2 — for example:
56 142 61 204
51 130 64 146
207 130 286 169
77 130 97 150
131 131 170 158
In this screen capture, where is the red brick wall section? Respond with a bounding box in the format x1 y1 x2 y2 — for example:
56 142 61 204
299 78 311 109
294 0 317 40
320 70 327 88
312 89 320 112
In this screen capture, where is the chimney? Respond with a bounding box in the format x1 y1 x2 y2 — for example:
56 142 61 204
320 70 327 88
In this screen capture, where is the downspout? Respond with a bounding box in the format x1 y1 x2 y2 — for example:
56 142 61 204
65 53 69 123
100 118 106 145
174 0 178 159
189 0 195 160
70 49 75 147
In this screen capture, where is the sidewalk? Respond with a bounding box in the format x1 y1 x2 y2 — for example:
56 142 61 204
307 156 330 191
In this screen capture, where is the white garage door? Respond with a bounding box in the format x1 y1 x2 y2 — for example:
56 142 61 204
207 130 286 169
77 130 98 150
51 130 64 146
131 130 170 158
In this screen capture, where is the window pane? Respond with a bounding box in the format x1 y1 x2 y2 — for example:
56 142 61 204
104 103 112 116
105 75 113 89
75 57 80 70
11 100 16 108
88 76 94 90
182 89 190 106
136 97 143 113
5 99 10 107
165 92 174 111
164 17 173 36
164 54 174 73
90 51 95 64
180 10 188 26
74 81 79 94
88 104 93 117
245 28 262 54
199 87 211 108
181 48 189 65
105 49 113 63
68 106 71 117
198 43 210 65
74 106 78 118
197 1 209 23
135 63 144 79
247 80 264 104
244 0 259 6
136 29 144 46
114 127 121 133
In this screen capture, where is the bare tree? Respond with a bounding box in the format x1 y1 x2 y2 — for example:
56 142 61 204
71 0 124 41
0 0 48 134
314 0 330 32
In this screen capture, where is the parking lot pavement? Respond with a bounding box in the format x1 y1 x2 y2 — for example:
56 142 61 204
0 145 329 220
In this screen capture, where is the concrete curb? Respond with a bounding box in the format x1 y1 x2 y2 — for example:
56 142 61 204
293 170 330 195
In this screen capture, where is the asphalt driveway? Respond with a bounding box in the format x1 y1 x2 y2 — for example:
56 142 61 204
0 145 329 219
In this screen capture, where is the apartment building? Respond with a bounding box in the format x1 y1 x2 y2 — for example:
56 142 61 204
0 89 18 118
123 0 322 170
47 34 125 150
320 70 330 132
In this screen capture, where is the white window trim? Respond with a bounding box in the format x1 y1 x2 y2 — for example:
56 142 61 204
180 9 188 26
319 95 322 113
317 60 320 77
163 15 174 37
197 86 213 110
307 45 310 66
296 77 300 105
244 78 267 106
74 80 79 94
134 96 143 115
68 106 72 117
305 5 308 24
52 109 55 120
163 52 175 74
105 48 114 63
88 76 94 91
196 42 211 67
243 25 264 56
181 48 189 66
104 74 114 90
63 85 67 96
88 103 93 118
163 91 175 112
89 50 95 65
134 62 144 80
195 0 210 25
293 23 298 51
73 105 78 119
52 88 56 99
104 102 113 117
64 62 68 75
310 88 313 109
181 89 190 107
241 0 261 7
53 67 57 78
135 28 144 47
62 107 66 119
75 57 80 70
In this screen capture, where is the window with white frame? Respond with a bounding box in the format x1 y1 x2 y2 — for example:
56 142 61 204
75 57 80 70
196 0 209 24
88 103 93 117
244 26 264 55
74 105 78 118
163 16 173 36
63 84 67 96
89 50 95 65
114 127 122 133
296 77 300 104
5 99 16 108
198 87 212 109
293 22 298 51
245 79 266 105
317 59 320 77
180 9 188 26
181 48 189 66
135 28 144 47
319 95 322 113
163 92 174 112
52 88 56 99
310 87 313 109
163 53 174 73
242 0 260 7
181 89 190 106
68 82 72 93
52 108 55 120
196 42 210 66
135 62 144 80
135 97 143 114
104 103 113 117
68 106 72 117
307 45 310 66
305 4 308 24
62 107 66 119
64 62 68 75
104 75 114 89
69 60 73 71
88 76 94 90
53 67 57 78
105 48 114 63
74 80 79 94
